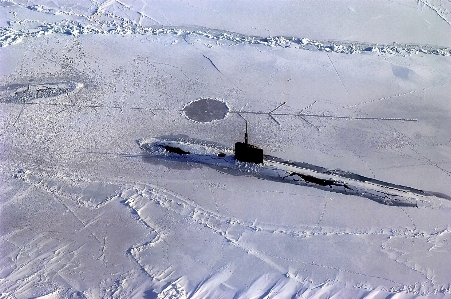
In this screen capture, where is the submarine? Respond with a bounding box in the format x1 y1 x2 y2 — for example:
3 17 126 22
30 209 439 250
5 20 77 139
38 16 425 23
138 126 449 208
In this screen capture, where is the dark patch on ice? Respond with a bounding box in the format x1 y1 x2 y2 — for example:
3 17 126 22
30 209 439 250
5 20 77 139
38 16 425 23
142 289 158 299
163 145 190 155
0 81 79 103
284 172 351 189
156 135 230 151
183 98 229 122
391 65 415 80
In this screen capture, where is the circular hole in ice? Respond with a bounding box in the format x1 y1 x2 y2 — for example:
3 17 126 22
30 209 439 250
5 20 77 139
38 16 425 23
183 98 229 123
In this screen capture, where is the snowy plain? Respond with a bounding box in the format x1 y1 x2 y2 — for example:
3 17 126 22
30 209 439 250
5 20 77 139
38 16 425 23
1 0 451 298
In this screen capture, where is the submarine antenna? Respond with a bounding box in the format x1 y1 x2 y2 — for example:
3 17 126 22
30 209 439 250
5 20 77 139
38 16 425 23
245 120 248 144
237 112 249 144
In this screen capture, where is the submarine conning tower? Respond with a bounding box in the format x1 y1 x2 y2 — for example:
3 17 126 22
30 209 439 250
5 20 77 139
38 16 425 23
234 121 264 164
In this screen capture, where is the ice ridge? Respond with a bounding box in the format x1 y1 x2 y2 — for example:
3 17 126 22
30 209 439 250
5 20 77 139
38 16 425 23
1 18 451 56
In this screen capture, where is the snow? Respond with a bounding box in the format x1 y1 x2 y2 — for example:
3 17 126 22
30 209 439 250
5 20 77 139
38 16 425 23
1 0 451 298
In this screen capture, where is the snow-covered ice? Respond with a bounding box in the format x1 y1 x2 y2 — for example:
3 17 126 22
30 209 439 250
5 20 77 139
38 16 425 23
1 1 451 298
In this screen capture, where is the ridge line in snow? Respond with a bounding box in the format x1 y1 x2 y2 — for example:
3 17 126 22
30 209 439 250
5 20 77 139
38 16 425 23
1 18 450 56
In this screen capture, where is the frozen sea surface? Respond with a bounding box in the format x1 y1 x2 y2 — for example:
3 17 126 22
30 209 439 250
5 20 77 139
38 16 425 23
1 1 451 298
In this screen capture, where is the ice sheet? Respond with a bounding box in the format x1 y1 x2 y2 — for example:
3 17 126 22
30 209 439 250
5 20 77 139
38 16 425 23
1 1 451 298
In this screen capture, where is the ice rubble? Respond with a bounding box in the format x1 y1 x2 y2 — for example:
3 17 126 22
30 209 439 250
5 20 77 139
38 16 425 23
2 0 451 56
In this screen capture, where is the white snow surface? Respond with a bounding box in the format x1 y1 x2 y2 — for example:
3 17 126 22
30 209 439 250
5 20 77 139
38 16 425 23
1 0 451 298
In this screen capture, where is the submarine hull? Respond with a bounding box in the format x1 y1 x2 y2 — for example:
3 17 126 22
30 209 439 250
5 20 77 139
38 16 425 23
138 137 445 208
